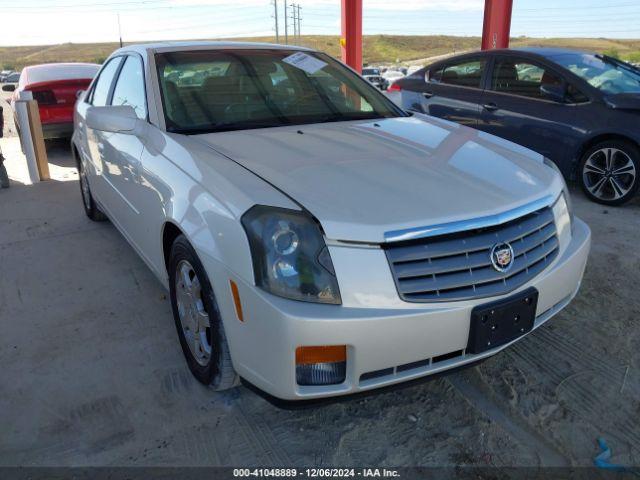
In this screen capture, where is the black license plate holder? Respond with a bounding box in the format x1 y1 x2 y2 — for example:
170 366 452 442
467 288 539 354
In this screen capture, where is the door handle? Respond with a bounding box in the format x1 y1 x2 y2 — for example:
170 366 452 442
483 103 498 112
422 91 434 99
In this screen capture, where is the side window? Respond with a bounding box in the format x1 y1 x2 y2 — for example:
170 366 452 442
91 57 123 106
566 83 589 103
492 58 564 100
431 59 485 88
111 56 147 119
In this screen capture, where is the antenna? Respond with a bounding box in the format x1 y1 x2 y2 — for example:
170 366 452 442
117 13 123 48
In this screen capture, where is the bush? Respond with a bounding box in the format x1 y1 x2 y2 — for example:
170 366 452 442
602 49 620 59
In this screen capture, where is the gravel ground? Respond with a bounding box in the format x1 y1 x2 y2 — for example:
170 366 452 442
0 86 639 469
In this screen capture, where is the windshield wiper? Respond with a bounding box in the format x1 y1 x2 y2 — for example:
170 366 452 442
597 55 640 76
170 121 288 135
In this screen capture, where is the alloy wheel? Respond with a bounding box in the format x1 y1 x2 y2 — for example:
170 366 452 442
175 260 212 366
582 147 637 202
79 167 92 211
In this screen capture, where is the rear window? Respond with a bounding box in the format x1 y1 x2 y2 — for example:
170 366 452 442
26 64 100 84
431 59 485 89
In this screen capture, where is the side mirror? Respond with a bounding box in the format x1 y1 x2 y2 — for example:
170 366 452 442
86 105 138 134
76 89 86 100
2 84 16 92
540 84 566 103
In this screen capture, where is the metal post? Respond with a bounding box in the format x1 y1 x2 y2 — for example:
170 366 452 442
272 0 279 43
340 0 362 73
481 0 513 50
297 4 301 40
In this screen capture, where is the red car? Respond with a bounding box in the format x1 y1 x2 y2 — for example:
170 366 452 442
6 63 100 139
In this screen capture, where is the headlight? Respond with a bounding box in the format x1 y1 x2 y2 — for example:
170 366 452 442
242 206 341 305
544 157 574 223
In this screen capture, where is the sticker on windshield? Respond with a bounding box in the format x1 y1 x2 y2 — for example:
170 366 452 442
282 52 327 74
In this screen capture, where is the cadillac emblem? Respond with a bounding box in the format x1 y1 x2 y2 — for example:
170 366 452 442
490 242 514 273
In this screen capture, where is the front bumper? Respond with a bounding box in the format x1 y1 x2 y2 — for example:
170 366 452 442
215 217 590 401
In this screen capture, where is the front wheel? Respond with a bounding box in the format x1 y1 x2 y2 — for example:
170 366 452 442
579 140 639 206
168 235 239 391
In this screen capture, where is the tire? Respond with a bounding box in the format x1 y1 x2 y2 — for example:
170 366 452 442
168 235 239 391
77 157 108 221
579 139 639 206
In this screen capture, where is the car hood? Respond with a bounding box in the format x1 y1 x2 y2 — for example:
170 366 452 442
194 115 563 243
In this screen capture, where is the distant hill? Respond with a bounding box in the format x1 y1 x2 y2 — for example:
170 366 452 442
1 35 639 70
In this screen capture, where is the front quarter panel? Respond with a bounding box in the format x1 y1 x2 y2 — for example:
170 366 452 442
137 128 300 287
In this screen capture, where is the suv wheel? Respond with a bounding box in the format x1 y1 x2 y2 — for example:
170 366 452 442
168 235 239 391
579 140 639 205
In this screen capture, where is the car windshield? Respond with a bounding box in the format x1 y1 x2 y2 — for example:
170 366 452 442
155 49 403 134
362 68 380 76
553 53 640 94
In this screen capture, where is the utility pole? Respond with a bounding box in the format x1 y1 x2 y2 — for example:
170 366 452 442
117 13 123 48
297 4 301 41
284 1 288 44
272 0 279 43
290 3 297 40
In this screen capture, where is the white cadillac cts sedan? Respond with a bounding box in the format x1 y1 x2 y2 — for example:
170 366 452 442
72 42 591 400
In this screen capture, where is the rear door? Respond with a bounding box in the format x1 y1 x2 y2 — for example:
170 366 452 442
402 56 487 127
82 56 124 208
478 55 582 164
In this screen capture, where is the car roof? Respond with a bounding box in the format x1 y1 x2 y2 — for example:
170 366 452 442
112 41 313 57
431 47 595 65
502 46 594 58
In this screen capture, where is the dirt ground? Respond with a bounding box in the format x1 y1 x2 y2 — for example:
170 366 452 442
0 89 639 469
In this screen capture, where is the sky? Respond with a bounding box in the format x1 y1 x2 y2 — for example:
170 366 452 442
0 0 638 46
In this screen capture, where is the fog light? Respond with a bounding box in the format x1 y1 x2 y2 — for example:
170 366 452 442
296 346 346 386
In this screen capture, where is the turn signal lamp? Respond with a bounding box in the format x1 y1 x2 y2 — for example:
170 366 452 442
295 346 346 386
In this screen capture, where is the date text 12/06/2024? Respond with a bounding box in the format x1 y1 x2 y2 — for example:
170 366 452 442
233 468 400 478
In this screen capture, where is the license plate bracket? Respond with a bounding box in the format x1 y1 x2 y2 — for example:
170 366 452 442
467 287 539 354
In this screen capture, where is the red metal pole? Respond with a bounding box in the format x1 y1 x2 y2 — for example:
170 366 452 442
481 0 513 50
341 0 363 73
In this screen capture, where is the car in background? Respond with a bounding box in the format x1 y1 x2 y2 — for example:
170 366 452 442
362 67 387 90
72 42 589 400
3 63 100 139
1 72 20 88
388 47 640 206
0 70 15 82
382 70 405 91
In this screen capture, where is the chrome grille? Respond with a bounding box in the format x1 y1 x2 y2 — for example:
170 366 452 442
385 207 559 302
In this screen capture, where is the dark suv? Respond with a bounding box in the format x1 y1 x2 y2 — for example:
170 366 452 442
390 47 640 205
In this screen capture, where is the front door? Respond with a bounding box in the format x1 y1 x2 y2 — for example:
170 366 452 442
478 56 582 165
101 54 149 254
